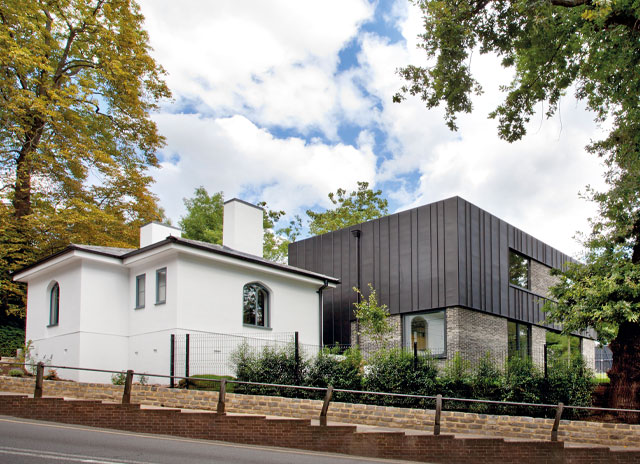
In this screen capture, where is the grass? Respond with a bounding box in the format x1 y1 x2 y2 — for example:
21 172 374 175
593 372 610 384
181 374 236 392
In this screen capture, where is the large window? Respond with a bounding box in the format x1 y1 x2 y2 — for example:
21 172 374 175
49 282 59 326
546 331 582 363
156 268 166 305
403 311 445 357
508 321 530 358
135 274 145 309
243 283 269 328
509 250 530 289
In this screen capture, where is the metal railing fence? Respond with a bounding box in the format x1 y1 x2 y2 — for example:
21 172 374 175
1 360 639 443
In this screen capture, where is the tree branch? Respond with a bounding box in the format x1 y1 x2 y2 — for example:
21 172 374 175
550 0 591 7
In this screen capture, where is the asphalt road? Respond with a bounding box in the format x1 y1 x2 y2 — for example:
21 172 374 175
0 415 416 464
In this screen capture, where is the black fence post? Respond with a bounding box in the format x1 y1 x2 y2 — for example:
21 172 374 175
122 370 134 404
170 334 175 388
413 341 418 370
34 362 44 398
294 331 300 383
185 333 190 379
544 343 548 379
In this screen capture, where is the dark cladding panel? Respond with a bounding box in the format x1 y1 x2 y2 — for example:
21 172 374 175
389 214 400 314
437 202 446 307
430 204 439 308
411 208 419 311
499 220 509 317
361 221 375 292
490 215 501 315
399 210 412 312
417 205 431 309
444 198 459 306
379 216 390 311
470 203 481 308
457 198 468 307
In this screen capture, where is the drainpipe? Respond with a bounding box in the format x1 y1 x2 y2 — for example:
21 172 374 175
317 279 329 348
351 229 361 347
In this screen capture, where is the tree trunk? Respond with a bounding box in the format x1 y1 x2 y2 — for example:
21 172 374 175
607 320 640 422
13 120 45 219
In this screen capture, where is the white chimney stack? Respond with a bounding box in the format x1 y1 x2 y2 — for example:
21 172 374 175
139 222 182 248
223 199 263 257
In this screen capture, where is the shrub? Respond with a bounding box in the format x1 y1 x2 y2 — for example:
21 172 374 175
364 348 438 408
0 326 25 357
501 356 543 416
8 369 24 377
469 353 503 414
543 356 594 419
111 372 126 385
231 342 306 397
306 346 363 402
438 353 472 409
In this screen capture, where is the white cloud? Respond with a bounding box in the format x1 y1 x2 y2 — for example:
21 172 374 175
150 114 377 222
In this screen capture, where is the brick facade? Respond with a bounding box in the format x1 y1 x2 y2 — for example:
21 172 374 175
446 307 508 364
3 394 639 463
531 325 547 368
530 259 560 298
3 375 637 450
350 315 402 354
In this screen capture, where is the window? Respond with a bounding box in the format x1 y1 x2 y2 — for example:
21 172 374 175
546 331 582 363
135 274 145 309
49 282 59 326
403 311 445 357
509 250 530 289
156 268 166 304
243 283 269 328
508 321 530 358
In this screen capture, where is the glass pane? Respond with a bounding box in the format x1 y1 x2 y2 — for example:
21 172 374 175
136 276 145 308
157 269 166 303
243 285 255 325
518 324 529 356
509 251 529 288
426 312 445 355
256 289 266 326
411 317 427 351
507 321 518 357
50 284 59 325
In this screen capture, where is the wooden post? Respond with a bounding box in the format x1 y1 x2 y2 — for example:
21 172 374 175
551 402 564 441
319 385 334 426
122 370 134 404
34 362 44 398
217 379 226 415
434 394 442 435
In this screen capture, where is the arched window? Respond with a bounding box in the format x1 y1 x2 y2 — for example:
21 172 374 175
49 282 60 326
411 316 427 351
243 283 269 328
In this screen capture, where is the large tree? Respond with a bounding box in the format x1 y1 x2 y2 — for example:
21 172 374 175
0 0 170 319
396 0 640 411
307 181 389 235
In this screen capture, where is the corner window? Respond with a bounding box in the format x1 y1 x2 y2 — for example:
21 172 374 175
509 250 530 289
403 311 445 357
135 274 145 309
508 321 531 358
49 282 59 326
243 283 269 328
156 268 166 304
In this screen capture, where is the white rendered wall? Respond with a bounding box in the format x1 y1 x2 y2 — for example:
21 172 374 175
24 261 83 380
222 199 263 257
140 222 182 248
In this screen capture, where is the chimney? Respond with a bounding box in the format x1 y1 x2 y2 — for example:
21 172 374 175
223 199 263 257
139 222 182 248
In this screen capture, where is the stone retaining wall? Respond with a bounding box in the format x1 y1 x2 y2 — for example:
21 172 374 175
1 375 638 448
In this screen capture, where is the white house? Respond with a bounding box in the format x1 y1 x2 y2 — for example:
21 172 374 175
14 199 338 383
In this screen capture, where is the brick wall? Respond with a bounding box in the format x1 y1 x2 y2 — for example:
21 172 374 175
1 394 639 463
531 326 547 368
350 315 402 355
2 375 639 449
530 260 559 298
447 307 508 365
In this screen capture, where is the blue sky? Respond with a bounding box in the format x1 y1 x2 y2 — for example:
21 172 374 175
139 0 606 257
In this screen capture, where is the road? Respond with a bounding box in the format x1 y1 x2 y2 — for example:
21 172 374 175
0 415 416 464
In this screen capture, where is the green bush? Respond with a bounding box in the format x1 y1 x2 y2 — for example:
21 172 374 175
501 356 543 416
231 342 306 397
543 356 594 419
438 353 472 410
364 348 438 408
0 326 25 357
468 353 503 414
8 369 24 377
111 372 126 385
306 346 363 402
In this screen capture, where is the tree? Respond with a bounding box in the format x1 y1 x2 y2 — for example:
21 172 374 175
179 187 224 244
0 0 170 321
353 284 394 351
307 181 388 235
397 0 640 413
258 201 302 263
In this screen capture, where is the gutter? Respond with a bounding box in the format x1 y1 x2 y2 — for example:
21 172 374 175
317 279 329 348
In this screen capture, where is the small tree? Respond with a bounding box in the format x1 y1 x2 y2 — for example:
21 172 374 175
353 284 394 351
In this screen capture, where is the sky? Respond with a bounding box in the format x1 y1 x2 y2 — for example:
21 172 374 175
138 0 607 258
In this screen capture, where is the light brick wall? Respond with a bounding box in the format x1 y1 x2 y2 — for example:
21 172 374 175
2 375 640 450
350 315 401 356
531 326 547 369
446 307 508 365
530 260 559 298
